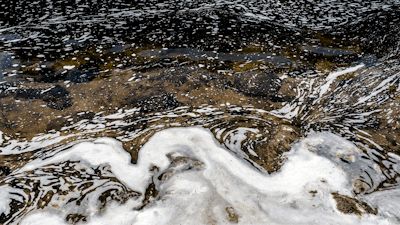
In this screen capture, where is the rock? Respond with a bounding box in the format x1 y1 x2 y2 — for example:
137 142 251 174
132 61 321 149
125 89 181 113
15 85 72 110
253 125 300 174
233 73 281 98
64 70 96 83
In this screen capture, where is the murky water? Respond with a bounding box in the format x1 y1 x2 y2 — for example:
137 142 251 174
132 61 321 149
1 0 400 224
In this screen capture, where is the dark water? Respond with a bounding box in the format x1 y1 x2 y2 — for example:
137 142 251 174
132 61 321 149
1 0 400 224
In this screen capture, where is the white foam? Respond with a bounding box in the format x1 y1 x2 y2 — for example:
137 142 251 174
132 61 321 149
19 211 66 225
62 65 75 70
0 185 25 216
15 127 399 224
319 64 364 99
355 72 400 106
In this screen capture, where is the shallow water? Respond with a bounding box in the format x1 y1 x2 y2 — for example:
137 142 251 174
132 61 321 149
1 0 400 224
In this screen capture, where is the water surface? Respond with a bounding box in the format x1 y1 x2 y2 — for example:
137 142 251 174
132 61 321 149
1 0 400 224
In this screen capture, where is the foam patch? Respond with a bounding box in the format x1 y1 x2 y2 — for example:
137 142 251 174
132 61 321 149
5 127 398 224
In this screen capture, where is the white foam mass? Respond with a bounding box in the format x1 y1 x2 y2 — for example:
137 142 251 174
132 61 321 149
14 127 399 224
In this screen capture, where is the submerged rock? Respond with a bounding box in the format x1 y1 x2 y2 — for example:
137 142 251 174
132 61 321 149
64 70 96 83
252 125 300 174
126 89 181 113
233 73 281 98
332 193 378 216
15 85 72 110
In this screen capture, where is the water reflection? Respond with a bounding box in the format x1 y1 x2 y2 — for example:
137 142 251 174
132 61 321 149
0 52 19 77
301 46 357 56
138 48 294 66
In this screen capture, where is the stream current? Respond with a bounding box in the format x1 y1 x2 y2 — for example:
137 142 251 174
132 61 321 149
1 0 400 224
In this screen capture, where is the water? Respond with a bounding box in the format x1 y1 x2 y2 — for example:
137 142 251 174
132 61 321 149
1 0 400 224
